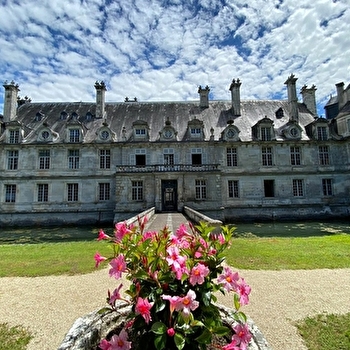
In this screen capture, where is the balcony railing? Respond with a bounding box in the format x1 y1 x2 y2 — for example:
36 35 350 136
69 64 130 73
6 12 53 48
116 164 220 173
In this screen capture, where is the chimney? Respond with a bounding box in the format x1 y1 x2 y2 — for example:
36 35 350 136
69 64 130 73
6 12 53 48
198 85 210 108
94 81 107 118
300 84 317 116
284 74 299 122
3 80 20 122
229 78 241 116
336 82 345 110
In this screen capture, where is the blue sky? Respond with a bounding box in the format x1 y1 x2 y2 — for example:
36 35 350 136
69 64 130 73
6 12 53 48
0 0 349 116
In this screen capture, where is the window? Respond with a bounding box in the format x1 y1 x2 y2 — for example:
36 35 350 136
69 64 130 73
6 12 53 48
68 150 79 169
317 126 327 140
164 153 174 165
264 180 275 197
319 146 329 165
322 179 333 196
135 129 146 136
135 149 146 166
69 129 80 143
100 150 111 169
191 148 202 165
9 130 20 143
7 150 18 170
190 128 201 136
292 179 304 197
67 183 79 201
261 127 271 141
227 148 237 166
39 150 50 169
228 180 239 198
99 183 110 201
132 181 143 201
37 184 49 202
195 180 207 199
262 147 273 166
5 184 16 203
290 146 301 166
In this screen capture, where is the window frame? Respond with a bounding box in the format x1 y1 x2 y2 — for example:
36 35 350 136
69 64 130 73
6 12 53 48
69 129 80 143
292 179 304 197
9 130 20 144
68 149 80 169
67 183 79 202
262 147 273 166
226 147 237 167
5 184 16 203
322 178 333 196
195 179 207 200
37 184 49 202
99 149 111 169
39 150 50 170
317 126 328 140
228 180 239 198
132 181 143 201
318 145 330 165
99 183 110 201
7 150 19 170
290 146 301 166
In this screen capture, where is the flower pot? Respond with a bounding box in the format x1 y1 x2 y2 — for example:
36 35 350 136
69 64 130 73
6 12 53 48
58 302 271 350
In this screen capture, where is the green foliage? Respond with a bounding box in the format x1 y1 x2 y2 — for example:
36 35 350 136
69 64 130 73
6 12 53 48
96 219 250 349
296 313 350 350
0 323 32 350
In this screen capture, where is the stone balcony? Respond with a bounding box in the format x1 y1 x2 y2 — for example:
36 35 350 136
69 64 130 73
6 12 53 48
115 164 220 173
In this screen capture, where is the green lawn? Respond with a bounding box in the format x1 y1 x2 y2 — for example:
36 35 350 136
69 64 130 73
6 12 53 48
0 323 32 350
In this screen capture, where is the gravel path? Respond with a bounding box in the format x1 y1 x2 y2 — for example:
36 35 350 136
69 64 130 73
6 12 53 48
1 267 350 350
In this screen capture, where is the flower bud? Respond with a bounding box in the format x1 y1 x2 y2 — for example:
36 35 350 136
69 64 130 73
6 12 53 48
167 328 175 337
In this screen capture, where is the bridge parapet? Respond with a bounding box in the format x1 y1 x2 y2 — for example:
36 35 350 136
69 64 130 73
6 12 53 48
183 206 223 233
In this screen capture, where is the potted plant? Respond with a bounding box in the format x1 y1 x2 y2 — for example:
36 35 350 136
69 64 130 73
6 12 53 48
93 217 253 350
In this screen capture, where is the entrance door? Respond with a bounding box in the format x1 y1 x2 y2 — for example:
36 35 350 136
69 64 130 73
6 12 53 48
161 180 177 212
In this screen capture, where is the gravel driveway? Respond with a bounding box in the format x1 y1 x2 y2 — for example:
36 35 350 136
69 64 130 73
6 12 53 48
1 267 349 350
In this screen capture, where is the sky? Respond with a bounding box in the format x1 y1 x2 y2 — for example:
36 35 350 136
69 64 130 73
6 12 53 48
0 0 349 117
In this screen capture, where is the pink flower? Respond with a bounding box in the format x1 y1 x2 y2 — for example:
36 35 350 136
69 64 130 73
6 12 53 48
98 229 110 241
232 323 252 347
217 267 239 292
109 329 131 350
167 328 175 337
189 263 210 285
175 224 190 239
162 294 181 313
237 279 251 306
114 222 132 242
99 338 111 350
109 255 127 279
222 338 240 350
166 246 188 279
175 290 199 317
94 252 107 268
108 284 123 306
135 297 153 324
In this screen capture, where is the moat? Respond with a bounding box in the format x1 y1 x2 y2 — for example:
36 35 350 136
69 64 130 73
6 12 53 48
1 220 349 244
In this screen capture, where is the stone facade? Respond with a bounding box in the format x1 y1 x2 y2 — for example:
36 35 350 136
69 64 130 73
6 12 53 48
0 76 350 226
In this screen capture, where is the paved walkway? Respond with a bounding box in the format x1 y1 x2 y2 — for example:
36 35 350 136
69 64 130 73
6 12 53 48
0 214 349 349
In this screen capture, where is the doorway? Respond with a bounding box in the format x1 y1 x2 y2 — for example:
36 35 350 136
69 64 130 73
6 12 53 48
161 180 177 212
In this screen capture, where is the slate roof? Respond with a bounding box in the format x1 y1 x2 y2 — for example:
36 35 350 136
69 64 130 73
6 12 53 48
9 98 316 143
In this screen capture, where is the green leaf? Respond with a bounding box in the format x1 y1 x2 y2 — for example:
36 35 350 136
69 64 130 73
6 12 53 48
151 321 167 335
195 329 212 344
154 334 167 350
234 293 241 311
174 333 186 350
212 325 231 336
97 307 112 314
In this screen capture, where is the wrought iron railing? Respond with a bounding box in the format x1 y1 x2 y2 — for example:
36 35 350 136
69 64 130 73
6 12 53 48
115 164 220 173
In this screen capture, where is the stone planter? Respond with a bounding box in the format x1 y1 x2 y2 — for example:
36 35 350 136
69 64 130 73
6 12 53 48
58 302 271 350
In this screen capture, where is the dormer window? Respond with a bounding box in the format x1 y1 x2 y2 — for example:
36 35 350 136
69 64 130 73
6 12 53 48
190 128 201 136
317 126 328 140
41 131 50 140
101 130 110 140
60 111 68 120
35 112 44 122
261 127 272 141
135 128 146 136
252 117 275 141
9 130 20 143
69 129 80 143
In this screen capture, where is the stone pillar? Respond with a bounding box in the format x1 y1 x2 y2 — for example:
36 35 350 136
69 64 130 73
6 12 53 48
284 74 299 122
229 78 241 116
198 85 210 108
2 81 20 122
94 81 106 119
300 84 317 116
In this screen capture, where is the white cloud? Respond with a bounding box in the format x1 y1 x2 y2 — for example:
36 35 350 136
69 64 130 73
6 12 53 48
0 0 349 118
